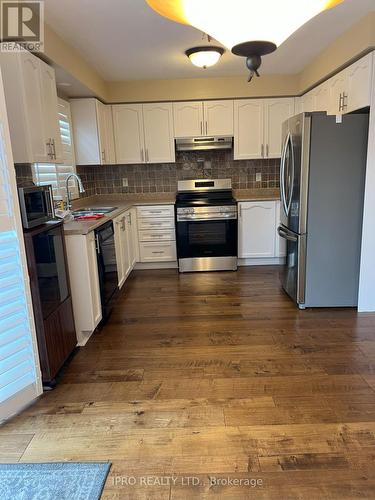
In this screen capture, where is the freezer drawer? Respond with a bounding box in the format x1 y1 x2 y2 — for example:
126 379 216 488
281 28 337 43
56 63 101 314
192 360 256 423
277 225 306 306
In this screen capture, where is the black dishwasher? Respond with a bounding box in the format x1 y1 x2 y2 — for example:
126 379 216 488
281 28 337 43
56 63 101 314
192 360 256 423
94 221 118 322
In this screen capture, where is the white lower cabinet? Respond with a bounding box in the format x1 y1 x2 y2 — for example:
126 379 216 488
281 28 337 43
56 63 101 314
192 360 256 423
238 200 285 261
64 232 102 345
238 201 276 258
137 205 176 263
114 208 138 288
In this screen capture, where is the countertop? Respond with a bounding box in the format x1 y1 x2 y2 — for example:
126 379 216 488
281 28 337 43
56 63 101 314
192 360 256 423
63 189 280 236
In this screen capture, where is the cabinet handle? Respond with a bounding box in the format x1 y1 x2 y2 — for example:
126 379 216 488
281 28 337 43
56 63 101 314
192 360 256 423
266 144 269 158
141 149 144 162
102 149 106 163
122 217 126 231
261 144 264 158
127 213 131 225
152 251 164 254
200 121 203 135
146 149 149 162
338 93 343 112
51 138 56 160
46 139 53 159
205 121 208 135
239 205 242 218
342 93 348 111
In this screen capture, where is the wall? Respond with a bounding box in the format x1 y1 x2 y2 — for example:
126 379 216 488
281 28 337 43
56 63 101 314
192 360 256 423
76 151 280 198
358 55 375 312
107 75 299 103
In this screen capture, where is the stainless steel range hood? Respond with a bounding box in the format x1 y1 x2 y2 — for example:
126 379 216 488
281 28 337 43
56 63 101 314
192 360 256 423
175 136 233 152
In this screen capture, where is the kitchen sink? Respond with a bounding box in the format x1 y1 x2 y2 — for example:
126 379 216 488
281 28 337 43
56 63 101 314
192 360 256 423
72 207 117 217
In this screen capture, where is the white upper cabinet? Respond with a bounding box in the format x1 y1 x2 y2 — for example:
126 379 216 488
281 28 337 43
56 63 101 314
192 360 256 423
327 71 347 115
238 201 277 258
96 100 115 164
301 91 315 113
313 81 330 112
143 103 175 163
234 98 294 160
39 61 63 163
234 99 264 160
112 104 144 164
173 100 233 137
173 101 204 137
264 98 295 158
0 47 62 164
203 100 234 136
70 98 115 165
113 103 175 164
346 52 373 113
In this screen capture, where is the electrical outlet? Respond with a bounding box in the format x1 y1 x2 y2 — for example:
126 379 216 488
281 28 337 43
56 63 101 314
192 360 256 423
256 173 262 182
122 178 128 187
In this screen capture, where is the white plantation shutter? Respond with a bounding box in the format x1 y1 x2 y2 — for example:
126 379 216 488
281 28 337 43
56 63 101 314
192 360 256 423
33 98 77 201
0 69 42 421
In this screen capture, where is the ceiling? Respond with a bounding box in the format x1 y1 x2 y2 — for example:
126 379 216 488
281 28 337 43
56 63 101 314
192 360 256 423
45 0 375 81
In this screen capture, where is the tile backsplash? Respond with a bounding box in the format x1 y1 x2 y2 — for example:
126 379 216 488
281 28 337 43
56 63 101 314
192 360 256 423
77 150 280 199
14 151 280 198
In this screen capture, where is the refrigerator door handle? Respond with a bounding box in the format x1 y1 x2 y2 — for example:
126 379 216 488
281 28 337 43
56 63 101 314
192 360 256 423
277 225 298 242
280 133 289 216
286 134 295 216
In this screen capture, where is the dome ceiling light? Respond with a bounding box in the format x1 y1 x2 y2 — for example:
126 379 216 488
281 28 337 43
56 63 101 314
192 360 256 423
185 46 224 69
146 0 344 82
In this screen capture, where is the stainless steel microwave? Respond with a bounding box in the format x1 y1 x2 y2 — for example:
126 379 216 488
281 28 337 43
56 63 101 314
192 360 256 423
18 185 54 229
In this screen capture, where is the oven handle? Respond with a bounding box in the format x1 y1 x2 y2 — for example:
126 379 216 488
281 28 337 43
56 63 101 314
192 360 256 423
177 214 237 221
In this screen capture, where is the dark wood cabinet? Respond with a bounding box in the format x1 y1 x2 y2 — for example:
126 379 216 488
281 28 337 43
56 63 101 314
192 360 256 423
23 220 77 384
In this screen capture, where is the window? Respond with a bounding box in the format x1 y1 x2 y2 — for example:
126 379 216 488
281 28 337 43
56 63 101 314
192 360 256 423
33 98 78 201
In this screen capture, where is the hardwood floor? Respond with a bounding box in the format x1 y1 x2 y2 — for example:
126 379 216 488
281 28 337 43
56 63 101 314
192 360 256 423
2 267 375 499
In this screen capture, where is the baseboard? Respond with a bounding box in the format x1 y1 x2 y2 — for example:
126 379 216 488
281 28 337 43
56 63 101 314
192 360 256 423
238 257 286 266
134 261 178 270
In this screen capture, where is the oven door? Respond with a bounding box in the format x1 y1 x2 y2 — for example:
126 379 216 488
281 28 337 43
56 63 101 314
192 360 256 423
176 218 238 259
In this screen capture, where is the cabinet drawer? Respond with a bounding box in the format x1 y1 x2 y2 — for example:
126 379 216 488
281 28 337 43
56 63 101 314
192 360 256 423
139 241 177 262
139 229 175 242
138 218 175 230
137 205 174 218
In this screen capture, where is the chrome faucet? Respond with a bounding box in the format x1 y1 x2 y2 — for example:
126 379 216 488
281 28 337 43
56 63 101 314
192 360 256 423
65 173 85 210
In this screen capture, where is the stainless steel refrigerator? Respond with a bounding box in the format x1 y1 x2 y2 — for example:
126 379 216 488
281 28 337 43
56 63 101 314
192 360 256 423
278 112 369 308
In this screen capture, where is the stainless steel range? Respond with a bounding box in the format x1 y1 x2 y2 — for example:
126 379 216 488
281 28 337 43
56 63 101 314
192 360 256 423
175 179 238 272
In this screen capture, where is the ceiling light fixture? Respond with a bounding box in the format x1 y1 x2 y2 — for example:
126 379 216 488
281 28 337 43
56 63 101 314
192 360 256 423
146 0 344 82
186 46 224 68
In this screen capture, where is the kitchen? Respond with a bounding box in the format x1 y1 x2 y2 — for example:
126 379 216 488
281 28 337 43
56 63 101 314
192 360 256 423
0 1 375 499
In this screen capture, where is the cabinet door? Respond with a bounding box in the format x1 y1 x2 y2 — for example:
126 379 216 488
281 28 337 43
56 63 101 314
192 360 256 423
203 100 234 136
87 232 102 327
264 98 295 158
20 53 49 162
234 99 264 160
143 103 175 163
112 104 144 164
327 71 346 115
313 82 330 112
39 60 63 163
173 101 203 137
126 209 137 268
114 214 126 287
238 201 276 258
301 91 315 113
346 53 373 113
70 99 101 165
96 101 116 165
